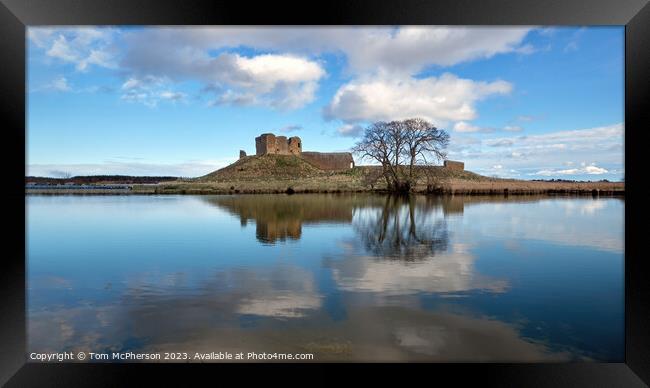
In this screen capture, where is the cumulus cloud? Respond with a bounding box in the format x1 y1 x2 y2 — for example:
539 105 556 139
28 27 117 71
447 123 624 180
329 26 532 74
119 75 186 107
203 54 324 109
130 51 324 110
119 26 532 76
324 73 512 125
534 164 609 176
30 26 533 112
337 124 364 138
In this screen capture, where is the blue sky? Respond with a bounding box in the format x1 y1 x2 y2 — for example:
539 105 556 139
27 26 624 180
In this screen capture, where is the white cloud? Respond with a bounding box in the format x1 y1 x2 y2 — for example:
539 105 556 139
204 53 324 110
337 124 364 138
30 26 532 112
453 122 483 133
448 123 624 180
119 75 185 107
29 27 117 71
514 44 536 55
120 26 532 76
48 76 71 92
125 51 324 110
331 26 532 74
324 73 512 125
159 90 187 102
534 164 609 176
537 27 557 37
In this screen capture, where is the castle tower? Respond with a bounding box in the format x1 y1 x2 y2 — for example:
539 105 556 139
255 133 302 156
275 136 289 154
288 137 302 156
255 133 276 155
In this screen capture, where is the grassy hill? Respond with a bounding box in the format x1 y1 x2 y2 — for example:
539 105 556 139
201 154 492 182
134 155 623 195
201 155 323 181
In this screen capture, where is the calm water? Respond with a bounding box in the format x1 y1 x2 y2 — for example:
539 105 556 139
27 194 624 362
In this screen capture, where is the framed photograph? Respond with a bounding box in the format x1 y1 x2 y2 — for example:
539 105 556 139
2 0 648 386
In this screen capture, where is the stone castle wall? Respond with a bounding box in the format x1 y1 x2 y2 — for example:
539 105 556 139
302 152 355 171
252 133 353 170
255 133 302 156
444 160 464 171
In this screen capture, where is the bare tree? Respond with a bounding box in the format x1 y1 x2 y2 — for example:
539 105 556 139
352 121 395 188
353 118 449 192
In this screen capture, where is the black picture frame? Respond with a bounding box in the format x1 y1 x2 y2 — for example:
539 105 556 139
2 0 648 386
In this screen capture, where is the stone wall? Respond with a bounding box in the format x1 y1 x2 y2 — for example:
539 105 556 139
255 133 276 155
443 160 464 171
288 137 302 156
252 133 353 170
302 152 355 171
255 133 302 156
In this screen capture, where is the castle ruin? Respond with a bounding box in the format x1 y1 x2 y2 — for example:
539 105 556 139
443 160 464 171
248 133 354 171
255 133 302 156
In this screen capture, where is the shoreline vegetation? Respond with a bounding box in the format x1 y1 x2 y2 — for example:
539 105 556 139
26 155 624 196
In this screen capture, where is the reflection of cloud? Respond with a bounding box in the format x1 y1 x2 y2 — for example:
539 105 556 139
235 266 322 318
394 326 447 355
331 243 508 295
389 310 571 361
28 265 323 355
238 294 322 318
562 200 607 215
463 198 623 253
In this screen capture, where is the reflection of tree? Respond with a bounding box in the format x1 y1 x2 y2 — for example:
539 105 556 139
353 195 449 260
204 194 552 247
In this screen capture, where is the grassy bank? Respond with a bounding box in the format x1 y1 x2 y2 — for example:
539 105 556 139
132 178 623 196
26 155 624 196
131 164 623 196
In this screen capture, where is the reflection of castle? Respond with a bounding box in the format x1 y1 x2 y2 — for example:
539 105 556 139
205 194 549 246
205 195 354 243
240 133 355 171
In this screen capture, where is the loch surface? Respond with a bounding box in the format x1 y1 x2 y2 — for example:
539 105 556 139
27 194 624 361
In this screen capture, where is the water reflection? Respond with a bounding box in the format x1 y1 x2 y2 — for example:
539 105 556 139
28 265 564 361
205 195 355 243
353 195 449 260
27 194 624 361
